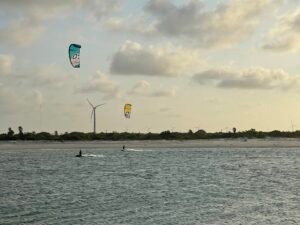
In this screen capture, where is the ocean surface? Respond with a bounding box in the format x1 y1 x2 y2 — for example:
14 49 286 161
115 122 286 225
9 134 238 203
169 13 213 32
0 141 299 225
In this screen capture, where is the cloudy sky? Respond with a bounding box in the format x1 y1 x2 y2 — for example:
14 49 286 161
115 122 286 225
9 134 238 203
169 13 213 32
1 0 300 134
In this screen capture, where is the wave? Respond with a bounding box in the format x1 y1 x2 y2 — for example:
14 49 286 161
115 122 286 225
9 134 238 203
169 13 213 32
125 148 151 152
82 154 105 157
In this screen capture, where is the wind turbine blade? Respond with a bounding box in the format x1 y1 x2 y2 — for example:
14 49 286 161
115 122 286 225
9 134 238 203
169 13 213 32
95 103 106 108
87 98 94 108
90 109 94 121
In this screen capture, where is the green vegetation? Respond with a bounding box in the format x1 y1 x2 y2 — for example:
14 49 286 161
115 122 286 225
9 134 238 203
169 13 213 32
1 127 300 141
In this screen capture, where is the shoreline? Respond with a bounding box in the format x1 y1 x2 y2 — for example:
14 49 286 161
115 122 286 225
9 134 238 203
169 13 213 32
1 138 300 148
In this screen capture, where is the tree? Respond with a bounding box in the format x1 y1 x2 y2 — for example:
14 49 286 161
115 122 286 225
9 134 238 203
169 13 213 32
195 129 206 135
233 127 236 134
160 130 173 139
8 127 14 136
18 126 23 135
18 126 24 139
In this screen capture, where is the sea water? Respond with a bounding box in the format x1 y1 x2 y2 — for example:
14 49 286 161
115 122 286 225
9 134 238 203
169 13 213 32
0 142 299 225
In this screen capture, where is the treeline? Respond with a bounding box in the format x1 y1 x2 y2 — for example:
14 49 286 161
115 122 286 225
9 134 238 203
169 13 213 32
1 127 300 141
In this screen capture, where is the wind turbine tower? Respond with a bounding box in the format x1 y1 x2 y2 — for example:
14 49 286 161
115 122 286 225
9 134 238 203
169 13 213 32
87 99 105 133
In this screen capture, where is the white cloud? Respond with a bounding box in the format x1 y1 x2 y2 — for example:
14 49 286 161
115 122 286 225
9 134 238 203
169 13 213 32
0 0 123 19
25 65 72 88
8 64 73 90
151 87 176 97
128 80 151 96
263 8 300 51
159 107 170 112
193 67 300 90
0 83 23 114
0 18 45 46
110 41 204 76
0 54 14 75
104 16 157 35
128 80 176 98
0 1 70 46
76 71 121 99
0 0 123 46
84 0 123 21
32 90 44 105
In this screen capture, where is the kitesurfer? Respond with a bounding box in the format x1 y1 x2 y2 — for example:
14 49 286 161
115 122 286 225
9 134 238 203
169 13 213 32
122 145 125 151
76 149 82 157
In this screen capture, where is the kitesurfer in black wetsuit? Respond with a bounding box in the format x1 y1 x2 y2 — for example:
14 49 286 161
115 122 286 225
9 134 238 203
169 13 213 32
122 145 125 151
76 149 82 157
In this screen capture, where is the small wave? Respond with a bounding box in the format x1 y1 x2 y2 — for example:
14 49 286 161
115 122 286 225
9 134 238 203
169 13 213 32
125 148 152 152
82 154 105 157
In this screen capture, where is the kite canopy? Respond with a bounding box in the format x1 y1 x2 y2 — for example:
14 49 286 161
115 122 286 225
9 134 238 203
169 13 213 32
69 44 81 68
124 104 132 119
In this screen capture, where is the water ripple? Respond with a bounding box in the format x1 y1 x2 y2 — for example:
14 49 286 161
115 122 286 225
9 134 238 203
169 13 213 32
0 146 299 224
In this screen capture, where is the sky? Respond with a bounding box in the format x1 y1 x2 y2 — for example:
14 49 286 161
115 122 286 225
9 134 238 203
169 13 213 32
1 0 300 134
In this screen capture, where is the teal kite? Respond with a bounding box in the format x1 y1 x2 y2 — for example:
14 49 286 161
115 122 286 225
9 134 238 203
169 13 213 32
69 44 81 68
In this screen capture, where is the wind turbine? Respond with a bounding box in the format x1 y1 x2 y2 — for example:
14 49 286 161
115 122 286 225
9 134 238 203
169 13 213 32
87 99 105 133
291 120 295 132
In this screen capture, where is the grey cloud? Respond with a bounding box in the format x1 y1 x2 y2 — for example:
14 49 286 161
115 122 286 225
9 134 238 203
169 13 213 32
193 67 299 90
121 0 275 48
111 41 203 76
147 0 271 47
145 0 177 16
111 41 172 76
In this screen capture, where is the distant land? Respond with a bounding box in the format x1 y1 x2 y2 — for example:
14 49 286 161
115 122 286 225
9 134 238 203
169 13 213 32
1 127 300 141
